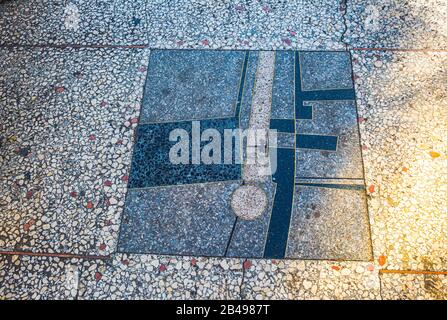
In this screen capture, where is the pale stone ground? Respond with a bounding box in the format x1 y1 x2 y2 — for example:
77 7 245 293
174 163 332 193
0 1 446 299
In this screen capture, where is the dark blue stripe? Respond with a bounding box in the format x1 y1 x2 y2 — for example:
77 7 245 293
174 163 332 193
263 148 295 259
270 119 295 133
296 134 338 151
296 104 313 120
295 183 365 191
295 51 313 120
234 51 250 118
300 88 355 101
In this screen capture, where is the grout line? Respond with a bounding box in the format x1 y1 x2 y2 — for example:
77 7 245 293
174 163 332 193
380 269 447 276
0 250 110 260
0 44 149 50
349 48 375 262
1 44 446 53
351 47 447 53
340 0 349 49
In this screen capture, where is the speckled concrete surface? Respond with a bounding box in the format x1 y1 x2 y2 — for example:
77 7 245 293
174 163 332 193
0 47 149 256
1 0 447 300
79 254 245 300
345 0 447 50
353 51 447 272
286 185 371 261
380 272 447 300
0 0 346 50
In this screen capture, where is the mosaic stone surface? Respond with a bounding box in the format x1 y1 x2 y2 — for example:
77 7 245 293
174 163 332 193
0 0 346 50
119 182 239 256
380 273 447 300
141 50 245 123
299 51 353 91
2 0 446 299
346 0 447 50
0 255 83 300
128 118 241 188
353 50 447 272
79 254 244 300
296 101 364 179
0 47 149 255
241 260 381 300
286 185 372 260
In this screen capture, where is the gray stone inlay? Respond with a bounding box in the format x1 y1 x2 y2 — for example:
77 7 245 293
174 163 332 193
239 52 259 130
286 185 372 260
243 51 275 183
230 185 268 221
277 132 296 149
271 51 295 119
140 50 245 123
118 181 240 256
299 51 353 91
227 181 276 258
296 178 365 186
296 100 363 179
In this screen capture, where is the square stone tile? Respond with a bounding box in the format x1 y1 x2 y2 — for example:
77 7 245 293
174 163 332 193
299 51 353 91
286 185 372 261
128 118 241 188
296 100 364 179
118 182 239 256
271 51 295 119
140 50 246 123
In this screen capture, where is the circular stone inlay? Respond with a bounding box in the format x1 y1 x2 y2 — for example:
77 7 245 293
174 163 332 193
230 185 268 220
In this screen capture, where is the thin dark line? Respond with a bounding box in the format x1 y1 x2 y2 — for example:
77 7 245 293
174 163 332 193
349 49 375 261
224 217 238 257
0 250 109 260
0 44 149 50
115 49 152 251
113 248 372 262
295 176 364 180
380 269 447 275
234 51 250 119
295 182 364 191
351 47 447 53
